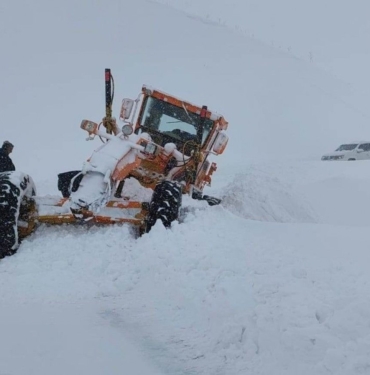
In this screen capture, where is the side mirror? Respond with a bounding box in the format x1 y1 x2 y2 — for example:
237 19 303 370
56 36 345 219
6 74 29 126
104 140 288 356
120 98 135 121
357 149 364 153
212 132 229 155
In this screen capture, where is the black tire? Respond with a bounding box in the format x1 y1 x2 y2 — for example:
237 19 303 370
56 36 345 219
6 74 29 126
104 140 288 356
57 170 82 198
146 181 182 232
348 159 356 161
0 172 36 258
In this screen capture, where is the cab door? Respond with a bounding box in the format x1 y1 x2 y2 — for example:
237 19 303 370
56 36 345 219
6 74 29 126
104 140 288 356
356 143 370 159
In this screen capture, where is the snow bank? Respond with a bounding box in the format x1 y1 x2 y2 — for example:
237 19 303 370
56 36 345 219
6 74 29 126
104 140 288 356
220 165 317 223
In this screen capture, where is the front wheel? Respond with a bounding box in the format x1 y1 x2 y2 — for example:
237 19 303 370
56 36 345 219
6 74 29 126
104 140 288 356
145 181 182 233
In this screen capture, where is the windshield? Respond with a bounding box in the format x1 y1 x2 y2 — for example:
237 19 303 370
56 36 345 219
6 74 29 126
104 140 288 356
139 97 213 145
335 144 358 151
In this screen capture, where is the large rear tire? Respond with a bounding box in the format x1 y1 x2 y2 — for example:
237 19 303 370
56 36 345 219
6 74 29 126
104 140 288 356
0 172 36 258
146 181 182 232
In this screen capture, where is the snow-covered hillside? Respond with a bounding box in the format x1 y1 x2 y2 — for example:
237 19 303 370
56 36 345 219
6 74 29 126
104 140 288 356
154 0 370 94
2 1 370 374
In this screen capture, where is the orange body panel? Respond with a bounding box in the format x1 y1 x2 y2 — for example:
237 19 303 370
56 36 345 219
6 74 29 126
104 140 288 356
112 157 142 181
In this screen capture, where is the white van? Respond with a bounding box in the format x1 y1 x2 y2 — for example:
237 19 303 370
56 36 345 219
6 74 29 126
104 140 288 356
321 142 370 161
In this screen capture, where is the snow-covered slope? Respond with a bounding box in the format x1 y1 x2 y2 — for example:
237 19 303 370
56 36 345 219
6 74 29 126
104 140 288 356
153 0 370 95
2 1 370 374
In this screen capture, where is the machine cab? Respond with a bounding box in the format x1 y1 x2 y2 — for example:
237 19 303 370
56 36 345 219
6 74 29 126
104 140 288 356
134 87 215 155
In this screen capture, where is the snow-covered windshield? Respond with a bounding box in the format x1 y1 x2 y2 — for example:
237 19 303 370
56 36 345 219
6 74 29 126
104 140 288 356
335 144 358 151
139 97 213 144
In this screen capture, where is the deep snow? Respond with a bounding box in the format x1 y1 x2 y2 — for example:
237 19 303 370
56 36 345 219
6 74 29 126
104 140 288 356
3 161 370 375
2 0 370 374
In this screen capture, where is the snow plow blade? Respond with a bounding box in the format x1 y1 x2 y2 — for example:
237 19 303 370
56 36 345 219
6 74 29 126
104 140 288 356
36 199 149 226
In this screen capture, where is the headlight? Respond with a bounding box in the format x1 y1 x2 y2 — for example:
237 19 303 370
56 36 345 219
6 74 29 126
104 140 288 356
333 155 344 160
121 124 133 136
